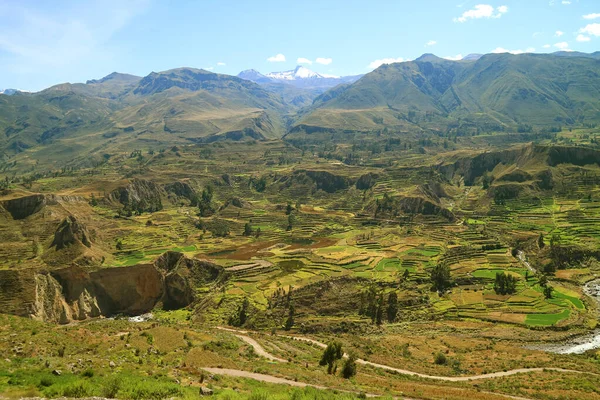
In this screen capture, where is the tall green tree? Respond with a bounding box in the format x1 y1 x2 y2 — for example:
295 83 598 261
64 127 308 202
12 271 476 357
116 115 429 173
430 263 452 293
387 292 398 323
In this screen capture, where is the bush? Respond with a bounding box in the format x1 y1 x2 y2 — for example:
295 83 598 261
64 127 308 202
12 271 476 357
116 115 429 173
38 377 53 388
340 353 357 379
101 376 121 398
62 382 92 398
81 369 94 378
434 352 447 365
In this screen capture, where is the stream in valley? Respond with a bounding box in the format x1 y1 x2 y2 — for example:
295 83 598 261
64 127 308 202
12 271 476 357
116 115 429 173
531 279 600 354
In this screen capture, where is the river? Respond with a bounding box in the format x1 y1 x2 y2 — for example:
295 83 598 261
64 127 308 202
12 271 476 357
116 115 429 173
533 279 600 354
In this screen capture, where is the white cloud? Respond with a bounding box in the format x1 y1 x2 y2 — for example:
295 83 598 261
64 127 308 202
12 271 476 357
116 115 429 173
580 23 600 37
562 1 571 4
316 57 332 65
555 30 564 37
554 41 570 50
543 44 552 48
491 47 535 55
204 67 214 71
368 57 405 69
444 54 463 61
583 13 600 20
297 57 312 65
426 40 437 46
267 53 286 62
217 62 226 66
576 34 591 42
454 4 508 23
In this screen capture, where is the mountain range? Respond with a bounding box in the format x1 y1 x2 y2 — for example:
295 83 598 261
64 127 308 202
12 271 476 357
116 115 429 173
3 51 600 170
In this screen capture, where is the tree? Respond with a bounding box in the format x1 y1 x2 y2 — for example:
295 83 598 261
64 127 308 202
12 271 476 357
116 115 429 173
430 264 452 293
116 239 123 251
198 185 215 217
544 285 554 299
375 296 383 325
538 233 545 249
319 342 343 374
539 275 548 288
287 213 296 231
286 203 293 215
243 222 253 236
387 292 398 323
340 353 357 379
255 227 261 238
284 304 295 331
90 194 98 207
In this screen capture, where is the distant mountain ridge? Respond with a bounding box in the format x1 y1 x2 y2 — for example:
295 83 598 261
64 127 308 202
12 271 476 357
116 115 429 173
289 52 600 138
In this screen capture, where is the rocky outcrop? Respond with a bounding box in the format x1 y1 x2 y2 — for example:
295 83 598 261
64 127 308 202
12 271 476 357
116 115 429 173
1 194 86 220
0 252 224 324
164 181 196 202
397 196 455 220
2 194 53 219
356 173 379 190
107 179 164 212
155 251 224 309
51 215 92 250
291 170 353 193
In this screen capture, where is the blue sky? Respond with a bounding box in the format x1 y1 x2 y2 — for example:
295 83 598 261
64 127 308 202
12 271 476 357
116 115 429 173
1 0 600 91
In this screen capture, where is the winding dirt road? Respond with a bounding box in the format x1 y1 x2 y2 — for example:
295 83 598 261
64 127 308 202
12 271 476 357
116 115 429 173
217 327 597 382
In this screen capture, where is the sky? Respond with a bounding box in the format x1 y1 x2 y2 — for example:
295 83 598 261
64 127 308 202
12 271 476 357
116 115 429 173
1 0 600 91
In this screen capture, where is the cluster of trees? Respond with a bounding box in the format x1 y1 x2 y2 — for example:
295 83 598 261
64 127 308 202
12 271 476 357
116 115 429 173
319 342 356 379
494 272 518 295
359 286 399 324
243 221 261 238
539 275 554 299
267 286 295 330
195 185 215 217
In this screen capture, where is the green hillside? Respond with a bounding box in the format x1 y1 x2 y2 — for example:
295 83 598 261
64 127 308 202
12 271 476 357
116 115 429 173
290 53 600 137
0 68 291 170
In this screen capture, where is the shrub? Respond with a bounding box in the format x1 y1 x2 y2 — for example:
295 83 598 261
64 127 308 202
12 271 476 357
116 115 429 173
81 369 94 378
62 382 92 398
434 352 447 365
340 353 357 379
101 376 122 398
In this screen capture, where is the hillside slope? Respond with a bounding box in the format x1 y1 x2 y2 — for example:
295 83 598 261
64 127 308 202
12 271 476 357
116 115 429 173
290 53 600 137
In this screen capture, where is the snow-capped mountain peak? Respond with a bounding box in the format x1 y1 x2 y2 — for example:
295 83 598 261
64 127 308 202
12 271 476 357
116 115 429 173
237 66 362 89
266 66 325 80
0 89 20 95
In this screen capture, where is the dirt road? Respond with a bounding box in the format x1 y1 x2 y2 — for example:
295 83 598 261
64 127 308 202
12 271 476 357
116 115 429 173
219 327 596 381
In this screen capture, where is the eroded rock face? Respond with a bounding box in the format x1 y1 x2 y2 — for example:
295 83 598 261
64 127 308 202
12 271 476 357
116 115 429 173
2 194 50 220
155 251 224 309
107 179 164 212
0 252 224 324
51 216 92 250
164 181 196 202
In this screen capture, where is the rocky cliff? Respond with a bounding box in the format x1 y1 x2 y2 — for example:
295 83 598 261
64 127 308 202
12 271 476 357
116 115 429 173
0 252 225 324
107 179 164 213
